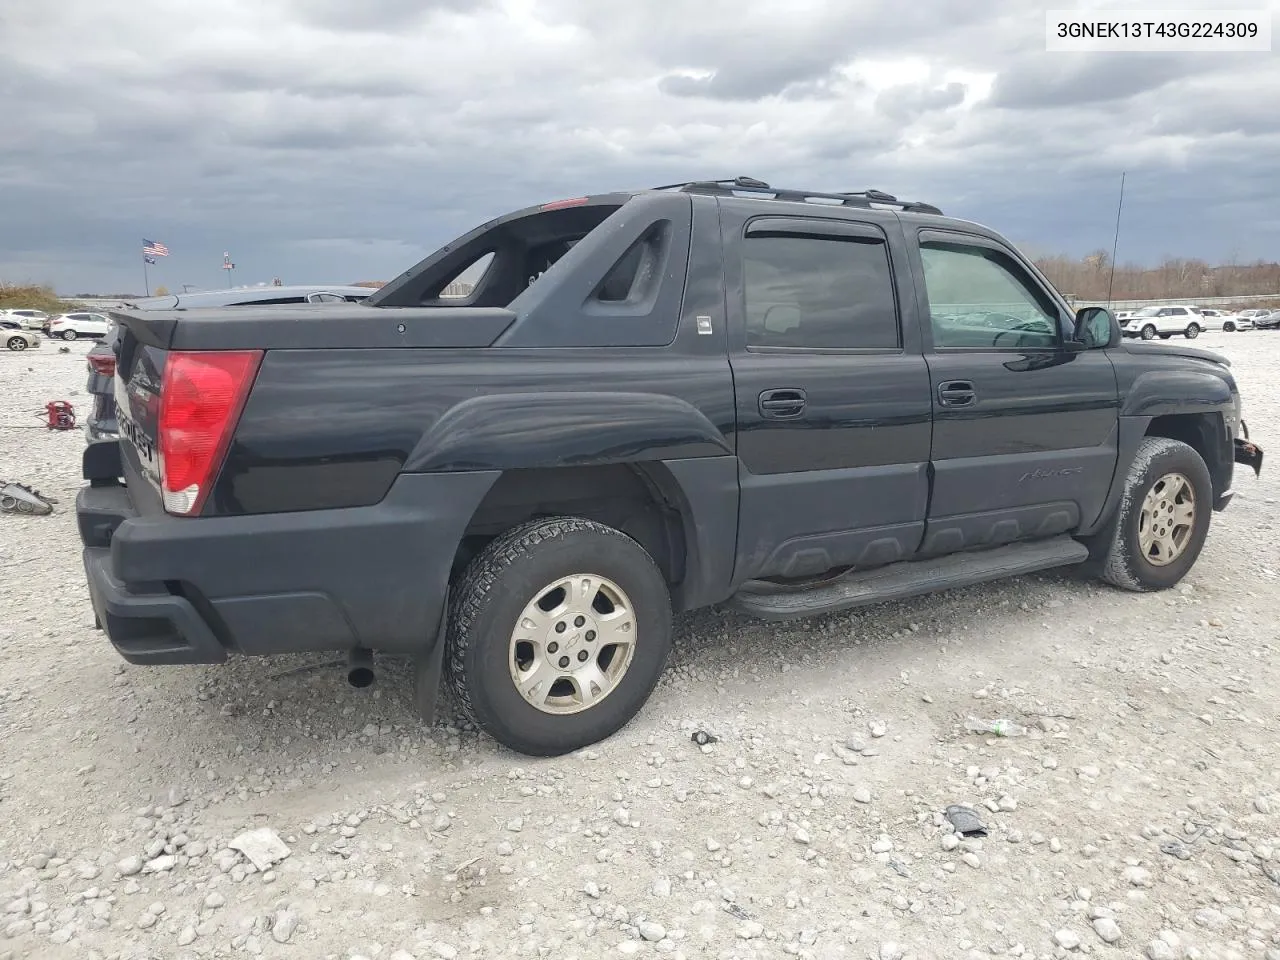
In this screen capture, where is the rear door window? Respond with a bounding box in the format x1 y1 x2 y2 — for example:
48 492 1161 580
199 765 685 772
743 232 900 350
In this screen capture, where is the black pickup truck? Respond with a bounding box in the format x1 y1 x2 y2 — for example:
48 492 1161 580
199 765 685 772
77 177 1264 757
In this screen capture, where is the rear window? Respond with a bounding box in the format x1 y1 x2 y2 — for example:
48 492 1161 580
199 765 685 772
375 202 624 309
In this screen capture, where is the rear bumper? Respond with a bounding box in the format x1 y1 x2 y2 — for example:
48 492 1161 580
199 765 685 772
75 450 498 665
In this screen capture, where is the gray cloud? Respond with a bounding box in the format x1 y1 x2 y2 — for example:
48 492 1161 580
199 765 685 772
274 0 493 32
0 0 1277 293
986 52 1242 110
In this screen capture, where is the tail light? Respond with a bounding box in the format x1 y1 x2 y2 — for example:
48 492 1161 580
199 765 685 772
158 350 262 516
87 353 116 377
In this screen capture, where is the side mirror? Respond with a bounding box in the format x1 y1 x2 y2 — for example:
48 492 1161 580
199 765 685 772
1072 306 1115 349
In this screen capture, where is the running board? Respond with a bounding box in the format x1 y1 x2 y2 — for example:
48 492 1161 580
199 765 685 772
728 536 1090 621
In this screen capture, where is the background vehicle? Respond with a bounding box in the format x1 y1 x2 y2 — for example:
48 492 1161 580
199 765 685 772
49 312 111 340
82 284 373 440
1121 304 1206 339
1194 308 1244 331
1 320 42 351
1236 309 1270 328
1 308 50 330
76 177 1263 757
1255 310 1280 330
122 285 375 311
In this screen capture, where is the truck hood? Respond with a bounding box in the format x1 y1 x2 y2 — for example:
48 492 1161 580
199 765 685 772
1120 340 1230 367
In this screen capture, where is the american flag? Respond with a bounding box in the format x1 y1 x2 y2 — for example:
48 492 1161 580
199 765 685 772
143 239 169 257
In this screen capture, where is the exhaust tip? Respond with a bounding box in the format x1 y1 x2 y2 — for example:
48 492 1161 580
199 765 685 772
347 647 375 688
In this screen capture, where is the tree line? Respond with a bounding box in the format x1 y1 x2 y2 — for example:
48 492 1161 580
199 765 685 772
1034 252 1280 303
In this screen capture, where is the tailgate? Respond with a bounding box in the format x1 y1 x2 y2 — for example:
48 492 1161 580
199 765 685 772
112 321 167 516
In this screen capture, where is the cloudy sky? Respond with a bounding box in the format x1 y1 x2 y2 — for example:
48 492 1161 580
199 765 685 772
1 0 1277 294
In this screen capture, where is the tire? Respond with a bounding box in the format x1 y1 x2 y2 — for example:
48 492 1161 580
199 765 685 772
1094 436 1212 592
61 329 77 341
1140 325 1157 340
445 516 673 756
1224 322 1236 332
1184 323 1200 339
6 337 26 351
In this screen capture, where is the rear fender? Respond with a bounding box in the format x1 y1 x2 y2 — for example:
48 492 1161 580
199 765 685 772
403 392 732 472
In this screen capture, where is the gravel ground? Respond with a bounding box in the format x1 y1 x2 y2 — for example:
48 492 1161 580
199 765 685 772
1 333 1278 960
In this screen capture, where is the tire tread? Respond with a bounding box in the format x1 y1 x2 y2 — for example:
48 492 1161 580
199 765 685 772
1100 436 1209 592
444 516 664 747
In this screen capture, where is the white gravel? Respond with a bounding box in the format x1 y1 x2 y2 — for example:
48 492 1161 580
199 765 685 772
1 332 1279 960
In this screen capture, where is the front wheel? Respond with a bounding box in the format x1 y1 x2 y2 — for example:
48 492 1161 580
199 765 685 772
1185 323 1200 339
1224 321 1236 332
61 329 77 341
1093 436 1212 592
1140 324 1157 340
444 517 673 756
6 337 26 351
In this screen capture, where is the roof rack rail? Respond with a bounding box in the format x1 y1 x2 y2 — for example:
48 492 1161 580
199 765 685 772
650 176 942 215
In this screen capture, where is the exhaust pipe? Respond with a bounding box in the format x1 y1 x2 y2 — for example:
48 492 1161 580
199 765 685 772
347 647 375 688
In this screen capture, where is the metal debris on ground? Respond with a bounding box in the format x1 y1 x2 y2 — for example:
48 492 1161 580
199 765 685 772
944 804 989 838
0 481 56 516
691 729 719 746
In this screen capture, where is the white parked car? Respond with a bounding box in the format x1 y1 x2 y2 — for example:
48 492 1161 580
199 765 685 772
1234 309 1271 330
1121 305 1206 340
1194 308 1251 332
0 309 49 330
48 312 111 340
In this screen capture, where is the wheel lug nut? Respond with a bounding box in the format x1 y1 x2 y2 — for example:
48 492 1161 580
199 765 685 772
585 630 596 641
578 650 589 662
555 622 567 633
558 656 570 668
574 615 586 627
547 642 558 654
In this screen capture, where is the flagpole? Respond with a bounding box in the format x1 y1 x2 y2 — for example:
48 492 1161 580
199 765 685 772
143 256 150 297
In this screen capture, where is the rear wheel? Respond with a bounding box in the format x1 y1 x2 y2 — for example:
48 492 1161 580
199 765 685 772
1185 323 1200 339
6 337 26 351
444 517 673 756
1140 324 1157 340
61 329 77 341
1094 436 1212 592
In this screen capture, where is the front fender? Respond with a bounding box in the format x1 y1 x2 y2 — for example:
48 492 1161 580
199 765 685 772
1119 369 1235 418
403 392 732 472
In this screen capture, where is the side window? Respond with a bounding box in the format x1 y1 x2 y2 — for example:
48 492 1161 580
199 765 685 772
592 222 669 305
920 241 1060 350
440 252 495 300
743 233 899 350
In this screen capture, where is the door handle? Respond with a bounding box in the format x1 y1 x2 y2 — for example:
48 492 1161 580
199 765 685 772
938 380 977 407
759 388 807 419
